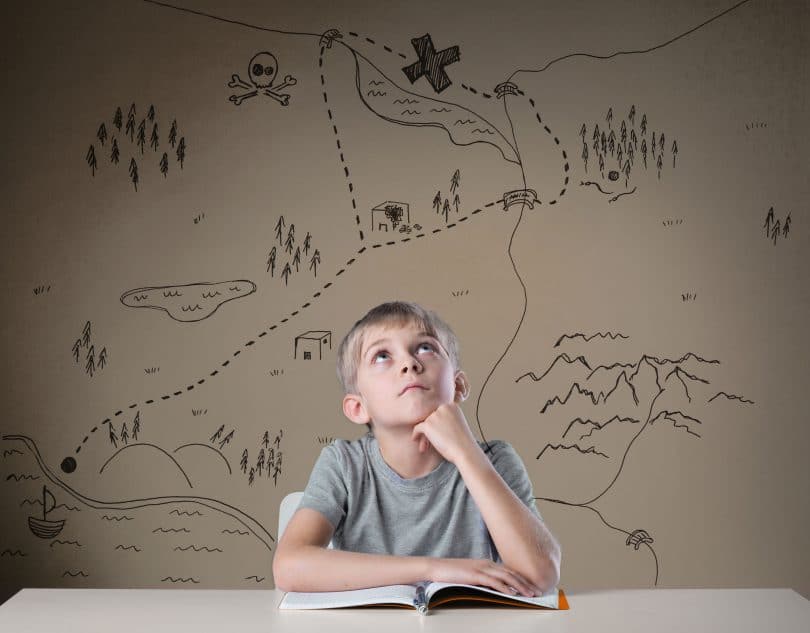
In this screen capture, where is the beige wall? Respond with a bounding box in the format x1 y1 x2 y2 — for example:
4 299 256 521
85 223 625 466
1 0 808 603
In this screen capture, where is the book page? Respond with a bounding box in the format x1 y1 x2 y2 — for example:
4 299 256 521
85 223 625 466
279 584 416 610
425 582 560 609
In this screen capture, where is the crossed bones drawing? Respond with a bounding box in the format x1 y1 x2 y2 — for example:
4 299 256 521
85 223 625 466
229 52 296 106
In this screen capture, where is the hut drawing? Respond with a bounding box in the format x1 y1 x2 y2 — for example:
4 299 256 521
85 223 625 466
371 201 410 232
294 331 332 360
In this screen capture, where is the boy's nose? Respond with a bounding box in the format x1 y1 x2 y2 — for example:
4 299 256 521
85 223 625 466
401 358 423 373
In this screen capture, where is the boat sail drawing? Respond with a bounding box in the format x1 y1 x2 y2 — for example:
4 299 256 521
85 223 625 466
28 485 65 539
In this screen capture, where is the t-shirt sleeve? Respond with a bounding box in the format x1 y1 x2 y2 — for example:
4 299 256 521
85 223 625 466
487 441 543 521
296 444 348 529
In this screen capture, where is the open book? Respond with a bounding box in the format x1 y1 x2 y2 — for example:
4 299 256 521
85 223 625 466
278 582 568 614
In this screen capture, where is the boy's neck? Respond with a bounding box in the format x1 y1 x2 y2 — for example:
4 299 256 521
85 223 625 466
374 427 445 480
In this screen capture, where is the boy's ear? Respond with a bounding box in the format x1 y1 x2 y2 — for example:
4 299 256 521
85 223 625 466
342 393 371 425
454 371 470 402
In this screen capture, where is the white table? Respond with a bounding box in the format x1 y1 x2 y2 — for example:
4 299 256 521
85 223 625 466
0 588 808 632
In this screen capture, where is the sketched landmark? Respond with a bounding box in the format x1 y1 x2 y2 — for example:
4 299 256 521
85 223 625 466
371 202 410 233
294 331 332 360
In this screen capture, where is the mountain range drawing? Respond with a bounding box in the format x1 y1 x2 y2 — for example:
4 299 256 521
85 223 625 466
517 341 752 506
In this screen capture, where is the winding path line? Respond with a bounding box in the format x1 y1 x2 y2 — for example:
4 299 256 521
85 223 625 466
73 196 502 455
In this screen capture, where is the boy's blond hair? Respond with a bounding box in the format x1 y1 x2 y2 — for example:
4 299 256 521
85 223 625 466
336 301 460 395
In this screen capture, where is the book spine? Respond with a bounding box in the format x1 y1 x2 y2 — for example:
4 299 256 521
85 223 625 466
413 584 427 615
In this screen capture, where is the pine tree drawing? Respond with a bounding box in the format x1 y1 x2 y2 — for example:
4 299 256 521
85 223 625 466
121 422 129 445
210 425 225 443
169 119 178 147
764 207 774 236
771 219 781 244
126 112 136 142
656 153 663 179
160 152 169 177
136 119 147 154
628 104 636 127
97 123 108 146
442 199 450 222
256 449 265 476
129 158 139 191
284 225 295 255
640 114 647 136
267 247 277 276
72 339 82 363
453 193 460 213
148 104 156 122
262 431 270 448
783 213 791 239
671 140 678 167
450 169 460 194
281 262 292 286
176 137 186 168
98 347 108 370
110 138 120 164
432 191 442 214
606 107 613 129
219 430 234 449
108 422 118 448
309 249 320 276
249 467 256 486
85 345 95 376
113 107 123 131
86 145 98 176
293 246 301 272
303 232 312 255
274 216 286 245
582 142 589 172
132 411 140 440
82 321 92 347
150 123 159 151
240 449 249 473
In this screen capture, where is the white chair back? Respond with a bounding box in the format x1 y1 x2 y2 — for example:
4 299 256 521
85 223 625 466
278 491 334 548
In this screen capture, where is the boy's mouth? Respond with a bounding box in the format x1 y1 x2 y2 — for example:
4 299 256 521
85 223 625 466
399 383 428 395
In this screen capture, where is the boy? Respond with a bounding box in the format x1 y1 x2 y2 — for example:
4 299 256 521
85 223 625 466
273 301 560 597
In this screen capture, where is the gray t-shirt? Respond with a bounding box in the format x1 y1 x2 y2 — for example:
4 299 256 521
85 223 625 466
297 433 542 561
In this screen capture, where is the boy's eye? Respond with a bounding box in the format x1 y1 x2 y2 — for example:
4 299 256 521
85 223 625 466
416 342 435 354
372 351 390 363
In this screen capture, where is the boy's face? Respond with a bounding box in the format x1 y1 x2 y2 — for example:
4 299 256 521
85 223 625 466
343 320 466 431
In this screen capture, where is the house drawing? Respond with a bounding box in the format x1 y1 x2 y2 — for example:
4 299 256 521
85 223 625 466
371 201 410 232
294 330 332 360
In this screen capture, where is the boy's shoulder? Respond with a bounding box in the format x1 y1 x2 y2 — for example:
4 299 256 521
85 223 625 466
317 433 375 464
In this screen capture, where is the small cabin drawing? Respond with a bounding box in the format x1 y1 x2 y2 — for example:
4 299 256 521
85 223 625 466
371 201 410 232
294 331 332 360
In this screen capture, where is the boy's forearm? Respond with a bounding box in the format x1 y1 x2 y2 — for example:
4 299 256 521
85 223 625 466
274 545 431 592
456 448 561 591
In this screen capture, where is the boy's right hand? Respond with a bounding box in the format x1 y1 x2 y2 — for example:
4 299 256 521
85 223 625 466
427 557 541 597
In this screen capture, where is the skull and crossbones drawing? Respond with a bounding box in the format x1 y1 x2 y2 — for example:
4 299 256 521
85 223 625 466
228 52 297 106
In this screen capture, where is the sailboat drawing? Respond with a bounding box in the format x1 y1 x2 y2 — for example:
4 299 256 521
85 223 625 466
28 485 65 539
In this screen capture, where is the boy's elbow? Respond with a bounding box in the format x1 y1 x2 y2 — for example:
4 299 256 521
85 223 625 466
272 550 291 592
273 546 302 592
531 540 561 593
